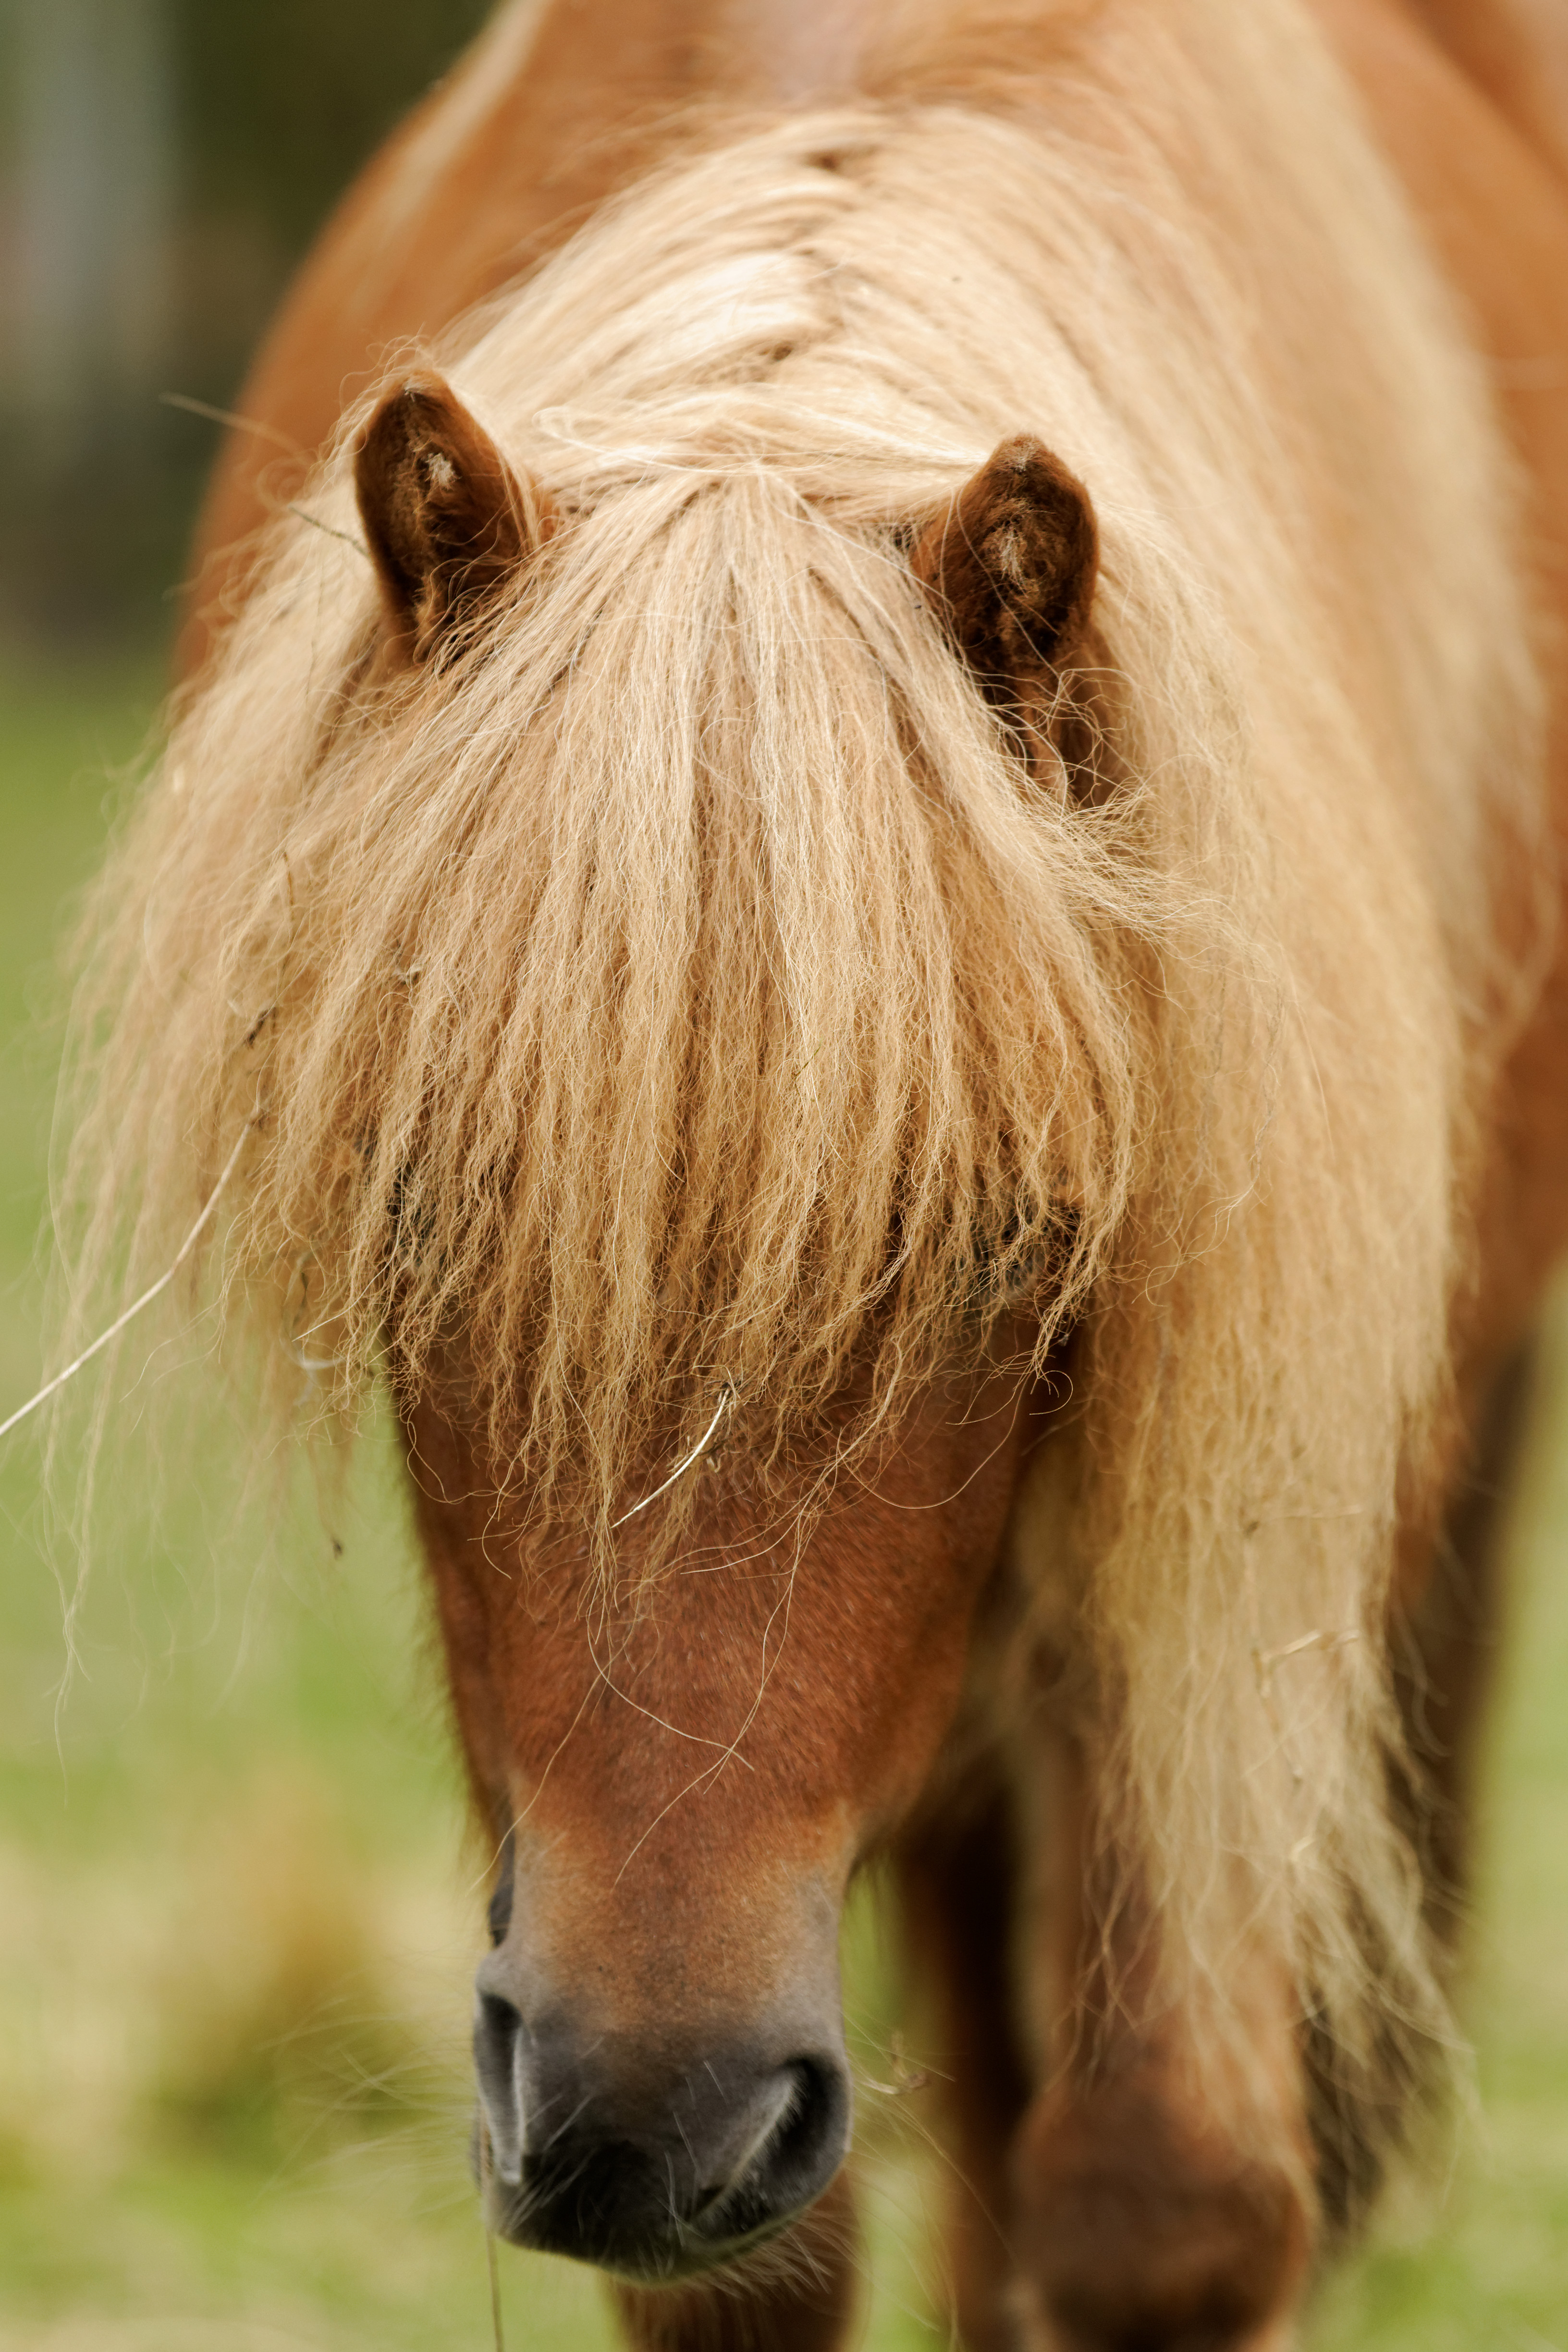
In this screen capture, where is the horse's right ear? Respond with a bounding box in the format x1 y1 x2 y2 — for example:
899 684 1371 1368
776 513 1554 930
353 374 557 663
911 434 1098 697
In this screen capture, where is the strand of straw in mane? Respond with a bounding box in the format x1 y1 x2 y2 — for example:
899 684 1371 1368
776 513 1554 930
158 390 306 458
478 2112 507 2352
159 395 373 553
612 1380 737 1527
0 1117 255 1445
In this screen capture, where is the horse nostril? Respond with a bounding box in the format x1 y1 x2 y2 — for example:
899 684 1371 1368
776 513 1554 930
473 1989 525 2180
467 1964 853 2276
773 2058 848 2187
701 2056 850 2240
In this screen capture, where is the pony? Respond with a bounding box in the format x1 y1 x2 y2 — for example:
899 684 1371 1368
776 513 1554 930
58 2 1568 2344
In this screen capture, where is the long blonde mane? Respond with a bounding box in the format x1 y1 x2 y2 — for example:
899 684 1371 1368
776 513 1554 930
63 0 1543 2175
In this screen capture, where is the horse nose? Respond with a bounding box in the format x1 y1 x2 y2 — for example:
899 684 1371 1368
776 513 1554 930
470 1970 851 2277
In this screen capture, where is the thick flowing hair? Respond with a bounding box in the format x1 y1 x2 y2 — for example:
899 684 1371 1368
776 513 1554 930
59 0 1543 2186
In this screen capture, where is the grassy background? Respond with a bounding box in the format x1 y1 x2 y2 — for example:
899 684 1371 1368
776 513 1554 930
0 664 1564 2349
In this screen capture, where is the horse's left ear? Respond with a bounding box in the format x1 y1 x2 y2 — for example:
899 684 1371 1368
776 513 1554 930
911 434 1098 693
353 373 557 662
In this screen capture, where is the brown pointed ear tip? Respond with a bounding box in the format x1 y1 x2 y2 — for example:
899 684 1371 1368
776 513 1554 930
354 373 457 466
353 371 558 660
353 373 517 505
989 430 1081 486
951 432 1098 569
911 430 1099 671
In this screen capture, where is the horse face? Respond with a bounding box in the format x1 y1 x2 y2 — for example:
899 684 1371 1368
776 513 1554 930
404 1360 1031 2278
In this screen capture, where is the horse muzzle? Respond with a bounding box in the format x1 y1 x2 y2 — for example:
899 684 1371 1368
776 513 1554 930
471 1952 852 2278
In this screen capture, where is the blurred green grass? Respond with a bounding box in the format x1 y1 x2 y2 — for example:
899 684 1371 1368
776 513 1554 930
0 665 1564 2349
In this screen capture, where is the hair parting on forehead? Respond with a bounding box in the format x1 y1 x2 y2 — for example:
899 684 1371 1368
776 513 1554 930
61 0 1543 2190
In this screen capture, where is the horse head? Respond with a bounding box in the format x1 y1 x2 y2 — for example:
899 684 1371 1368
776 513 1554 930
352 375 1098 2279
